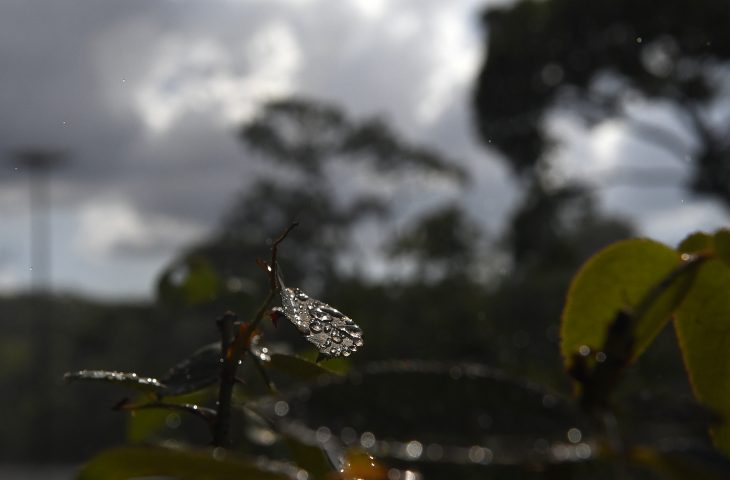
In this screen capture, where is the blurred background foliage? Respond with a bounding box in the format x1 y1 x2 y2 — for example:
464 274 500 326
3 0 730 475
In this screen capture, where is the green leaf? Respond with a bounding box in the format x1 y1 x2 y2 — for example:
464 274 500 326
126 408 168 444
283 434 333 480
675 258 730 455
126 390 213 443
162 342 221 396
64 370 164 393
561 239 685 368
678 231 714 254
713 229 730 267
267 353 337 380
76 446 289 480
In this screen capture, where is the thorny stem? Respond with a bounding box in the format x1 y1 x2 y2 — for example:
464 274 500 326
212 222 298 447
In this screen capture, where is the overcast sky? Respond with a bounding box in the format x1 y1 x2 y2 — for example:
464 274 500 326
1 0 728 300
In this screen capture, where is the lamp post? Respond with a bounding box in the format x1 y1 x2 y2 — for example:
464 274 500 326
11 148 67 461
12 149 67 292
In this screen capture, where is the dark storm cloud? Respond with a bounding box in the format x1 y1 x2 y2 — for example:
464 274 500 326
0 0 515 297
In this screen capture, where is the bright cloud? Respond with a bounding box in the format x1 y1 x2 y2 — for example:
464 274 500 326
135 21 302 133
77 200 206 260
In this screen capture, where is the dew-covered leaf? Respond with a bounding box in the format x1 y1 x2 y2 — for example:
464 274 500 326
674 258 730 455
268 353 337 381
75 446 290 480
64 370 165 393
561 239 686 369
278 287 363 358
162 342 221 396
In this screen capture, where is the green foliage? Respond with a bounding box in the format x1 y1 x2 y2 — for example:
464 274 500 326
675 258 730 454
76 446 289 480
560 229 730 456
560 239 682 367
267 353 339 380
474 0 730 208
64 370 165 393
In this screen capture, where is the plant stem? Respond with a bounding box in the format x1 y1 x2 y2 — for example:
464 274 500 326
211 223 297 447
213 311 238 447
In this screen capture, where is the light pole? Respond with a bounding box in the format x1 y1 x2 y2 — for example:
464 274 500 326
12 149 67 292
11 148 67 461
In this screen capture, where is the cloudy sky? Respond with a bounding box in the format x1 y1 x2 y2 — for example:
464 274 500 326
1 0 728 300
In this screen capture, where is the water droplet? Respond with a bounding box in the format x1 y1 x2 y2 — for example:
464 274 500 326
165 413 181 429
576 443 592 459
323 324 332 333
322 305 343 317
296 291 309 301
468 445 491 463
324 338 332 348
426 443 443 460
331 333 343 344
354 338 364 347
212 446 226 460
316 426 331 443
344 325 363 337
310 321 323 333
360 431 376 448
343 350 352 357
405 440 423 459
274 400 290 417
330 346 341 356
567 427 582 444
578 345 591 356
340 426 357 445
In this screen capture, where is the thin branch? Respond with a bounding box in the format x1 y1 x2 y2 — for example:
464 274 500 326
213 311 238 447
248 350 277 393
248 222 299 335
211 223 297 447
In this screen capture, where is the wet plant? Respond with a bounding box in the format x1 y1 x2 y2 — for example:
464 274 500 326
66 227 730 479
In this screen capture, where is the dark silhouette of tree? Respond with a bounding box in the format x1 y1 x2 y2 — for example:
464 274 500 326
475 0 730 208
157 99 475 334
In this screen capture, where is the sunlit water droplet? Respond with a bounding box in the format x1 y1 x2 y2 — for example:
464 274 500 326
405 440 423 459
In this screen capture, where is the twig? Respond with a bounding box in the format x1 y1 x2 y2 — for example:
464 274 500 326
211 223 297 447
247 222 299 337
248 350 277 393
213 311 238 446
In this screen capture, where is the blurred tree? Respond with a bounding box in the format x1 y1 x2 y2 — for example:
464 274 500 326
157 98 493 361
475 0 730 208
